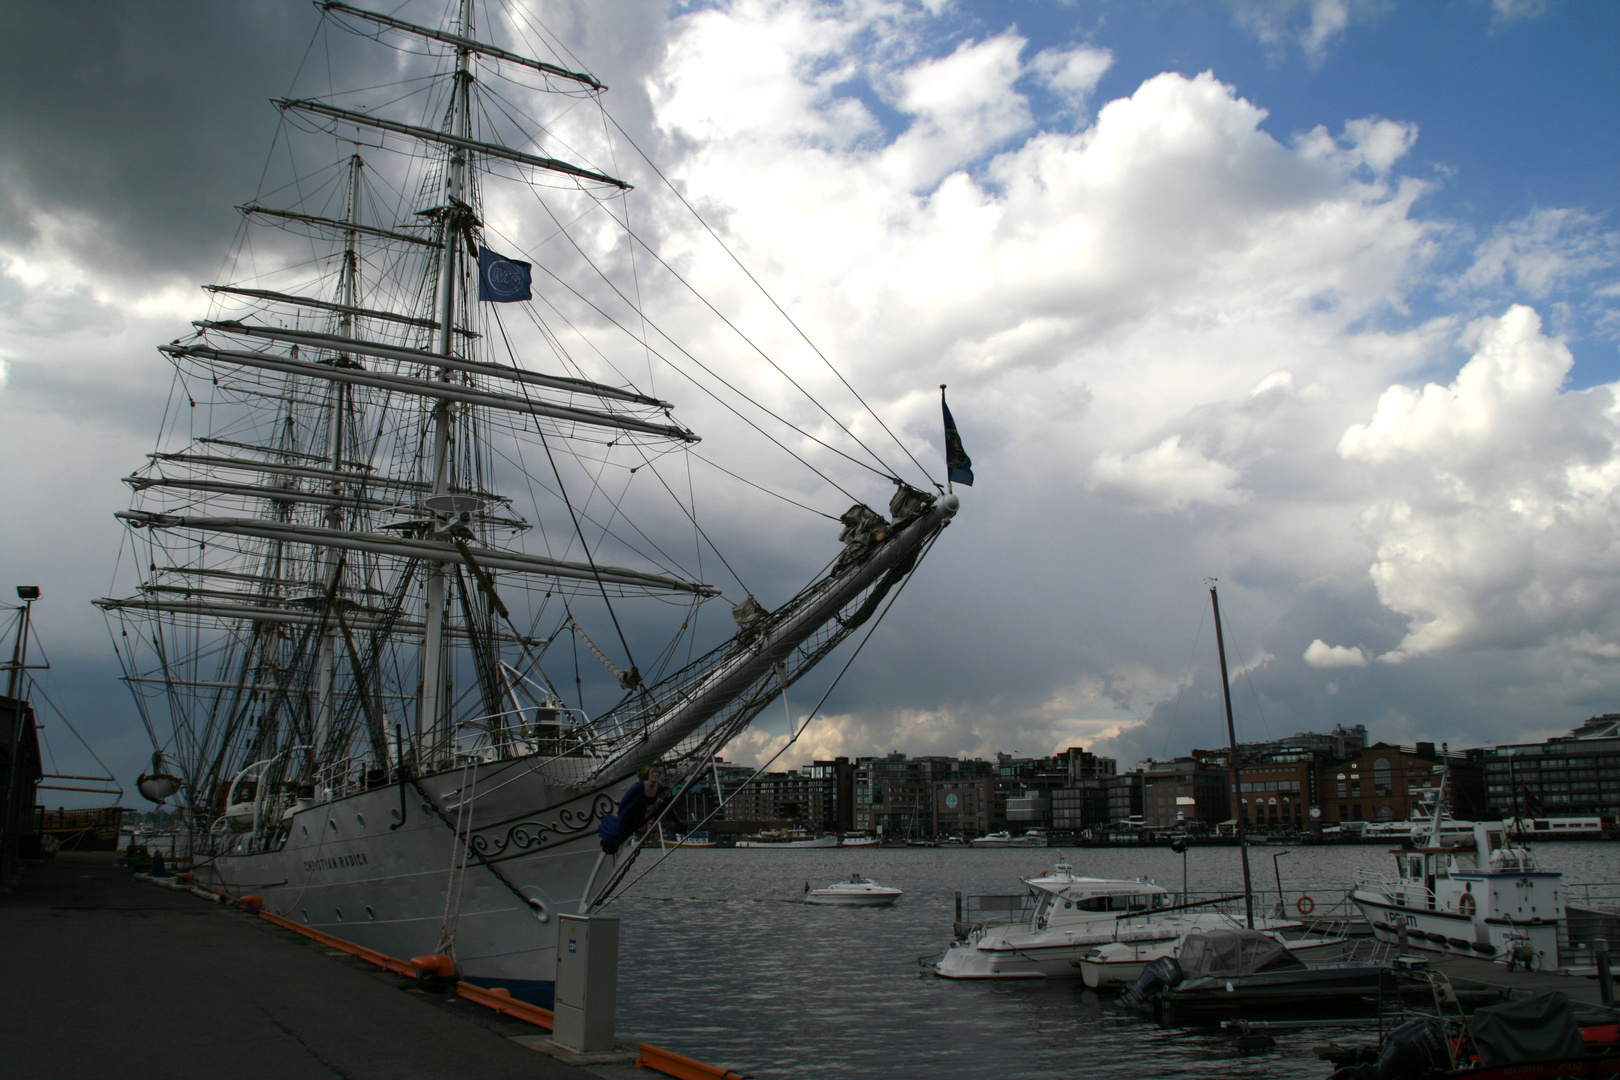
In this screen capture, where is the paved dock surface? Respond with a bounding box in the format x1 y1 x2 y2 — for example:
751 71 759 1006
2 852 641 1080
1427 953 1609 1007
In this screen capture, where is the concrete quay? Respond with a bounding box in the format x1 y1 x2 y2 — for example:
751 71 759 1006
2 852 675 1080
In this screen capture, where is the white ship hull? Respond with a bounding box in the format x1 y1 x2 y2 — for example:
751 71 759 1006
1352 871 1563 966
198 764 628 1006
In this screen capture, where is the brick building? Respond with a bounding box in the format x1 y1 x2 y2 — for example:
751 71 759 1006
1317 742 1483 824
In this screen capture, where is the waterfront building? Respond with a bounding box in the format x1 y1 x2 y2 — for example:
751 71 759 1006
1475 714 1620 819
934 777 998 837
1315 742 1482 824
716 756 856 833
1051 748 1116 834
1105 771 1145 827
855 752 995 837
1142 754 1228 829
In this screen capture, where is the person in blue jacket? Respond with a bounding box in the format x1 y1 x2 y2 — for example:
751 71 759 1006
599 764 667 854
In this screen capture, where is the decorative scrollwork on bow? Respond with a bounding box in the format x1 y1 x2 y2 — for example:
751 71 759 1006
468 793 617 862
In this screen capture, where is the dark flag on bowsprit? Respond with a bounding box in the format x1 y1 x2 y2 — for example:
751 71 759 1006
477 246 533 302
941 385 974 487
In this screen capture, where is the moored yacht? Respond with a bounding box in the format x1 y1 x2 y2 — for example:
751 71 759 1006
933 868 1299 979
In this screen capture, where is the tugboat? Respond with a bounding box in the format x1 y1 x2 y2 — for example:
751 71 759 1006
1350 770 1563 968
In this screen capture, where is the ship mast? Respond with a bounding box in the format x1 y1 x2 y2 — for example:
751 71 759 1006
311 153 363 775
420 0 474 764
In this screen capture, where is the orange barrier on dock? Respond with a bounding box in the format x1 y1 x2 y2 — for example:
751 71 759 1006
158 877 741 1078
255 909 416 978
637 1042 752 1079
452 981 556 1030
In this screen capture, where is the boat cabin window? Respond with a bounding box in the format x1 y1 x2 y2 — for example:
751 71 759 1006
1406 856 1422 878
1074 895 1113 912
1485 829 1503 852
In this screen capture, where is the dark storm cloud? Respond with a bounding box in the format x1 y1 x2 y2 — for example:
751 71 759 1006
0 3 321 280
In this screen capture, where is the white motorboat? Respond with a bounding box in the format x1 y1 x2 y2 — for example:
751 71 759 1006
1077 931 1347 989
839 832 881 847
805 874 903 906
969 828 1047 848
1351 772 1564 968
934 868 1300 979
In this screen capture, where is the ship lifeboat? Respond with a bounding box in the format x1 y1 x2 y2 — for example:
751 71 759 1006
136 752 183 804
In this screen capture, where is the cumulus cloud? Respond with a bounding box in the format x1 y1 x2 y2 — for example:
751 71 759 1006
1341 305 1620 660
1304 639 1370 667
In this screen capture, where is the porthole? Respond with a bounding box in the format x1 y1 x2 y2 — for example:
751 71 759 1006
389 808 402 823
328 818 338 833
528 898 550 924
1063 901 1073 909
365 906 376 920
421 800 433 813
301 910 310 923
355 813 366 829
334 908 344 922
301 825 309 839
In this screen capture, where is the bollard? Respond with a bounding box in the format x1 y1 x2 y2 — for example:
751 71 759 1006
553 913 619 1054
1598 939 1615 1009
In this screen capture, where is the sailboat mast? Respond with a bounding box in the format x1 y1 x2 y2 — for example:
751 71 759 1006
1209 583 1255 929
420 0 474 762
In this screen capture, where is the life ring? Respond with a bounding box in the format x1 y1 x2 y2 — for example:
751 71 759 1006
1295 895 1315 916
1458 892 1476 917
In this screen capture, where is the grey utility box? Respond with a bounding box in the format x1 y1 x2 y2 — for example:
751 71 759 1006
552 913 619 1053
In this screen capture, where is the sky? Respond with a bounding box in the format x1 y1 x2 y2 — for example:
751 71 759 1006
3 0 1620 805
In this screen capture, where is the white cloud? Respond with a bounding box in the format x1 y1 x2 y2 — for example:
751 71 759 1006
1485 0 1551 27
1304 639 1369 667
1091 435 1249 511
1458 207 1620 301
13 1 1620 793
1030 44 1113 112
1340 305 1620 661
1230 0 1387 64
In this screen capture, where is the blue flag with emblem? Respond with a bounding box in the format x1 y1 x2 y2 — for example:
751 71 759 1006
477 246 532 302
941 386 974 487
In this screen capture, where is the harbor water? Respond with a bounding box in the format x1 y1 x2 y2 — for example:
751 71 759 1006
610 842 1620 1078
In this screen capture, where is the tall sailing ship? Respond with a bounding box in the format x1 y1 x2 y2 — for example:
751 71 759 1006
98 1 956 1005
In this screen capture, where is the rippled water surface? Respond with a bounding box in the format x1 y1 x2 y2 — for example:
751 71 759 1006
608 841 1620 1078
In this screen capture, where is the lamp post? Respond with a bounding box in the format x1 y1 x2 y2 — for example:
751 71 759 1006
1171 836 1188 901
1272 849 1291 919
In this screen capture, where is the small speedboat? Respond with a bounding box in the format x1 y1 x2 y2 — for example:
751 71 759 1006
805 874 903 906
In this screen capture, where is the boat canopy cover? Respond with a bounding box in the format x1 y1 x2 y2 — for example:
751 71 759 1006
1469 990 1586 1068
1176 929 1304 980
